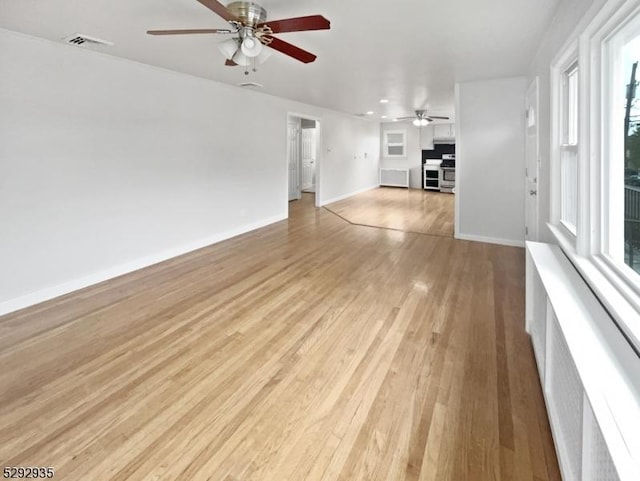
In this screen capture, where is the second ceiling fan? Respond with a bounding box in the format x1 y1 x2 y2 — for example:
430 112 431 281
147 0 331 73
396 110 450 126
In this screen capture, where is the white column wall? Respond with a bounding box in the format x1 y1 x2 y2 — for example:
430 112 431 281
455 76 527 246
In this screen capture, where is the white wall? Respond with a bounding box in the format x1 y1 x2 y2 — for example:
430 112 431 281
320 111 380 203
379 123 424 189
0 29 379 314
527 0 602 243
456 77 527 246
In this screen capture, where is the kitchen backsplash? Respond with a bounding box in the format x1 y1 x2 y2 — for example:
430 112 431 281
422 144 455 161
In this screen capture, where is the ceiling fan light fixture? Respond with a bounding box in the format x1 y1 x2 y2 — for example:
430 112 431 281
413 119 421 127
241 36 263 57
218 38 239 59
232 49 250 66
256 46 273 63
420 118 429 126
148 1 331 74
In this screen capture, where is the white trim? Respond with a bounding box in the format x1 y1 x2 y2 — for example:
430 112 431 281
550 38 580 245
525 76 540 241
287 112 324 207
319 185 379 207
382 129 407 158
0 213 287 317
454 83 461 239
549 222 640 359
454 233 525 248
547 0 640 352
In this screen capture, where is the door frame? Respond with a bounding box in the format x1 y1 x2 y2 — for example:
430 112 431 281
287 117 302 202
300 127 317 192
525 76 540 241
286 112 322 207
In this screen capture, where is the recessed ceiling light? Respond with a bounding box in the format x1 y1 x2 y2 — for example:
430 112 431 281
392 118 399 122
381 115 387 119
379 99 389 104
366 111 374 115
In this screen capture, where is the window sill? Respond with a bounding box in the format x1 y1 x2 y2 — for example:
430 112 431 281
548 222 640 351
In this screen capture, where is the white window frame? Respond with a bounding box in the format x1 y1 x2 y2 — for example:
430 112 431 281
562 60 579 235
550 41 580 245
549 0 640 350
383 130 406 158
600 10 640 275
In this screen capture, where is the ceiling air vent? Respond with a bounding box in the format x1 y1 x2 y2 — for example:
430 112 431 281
237 81 263 88
62 33 114 48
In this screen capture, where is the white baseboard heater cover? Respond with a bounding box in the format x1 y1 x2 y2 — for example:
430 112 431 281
379 168 409 188
525 242 640 481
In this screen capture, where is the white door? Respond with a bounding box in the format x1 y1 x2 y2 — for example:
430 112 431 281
525 77 540 241
287 120 301 201
301 128 316 191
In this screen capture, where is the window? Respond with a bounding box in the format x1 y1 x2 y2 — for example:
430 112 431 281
383 130 406 157
604 26 640 276
560 62 579 234
549 0 640 349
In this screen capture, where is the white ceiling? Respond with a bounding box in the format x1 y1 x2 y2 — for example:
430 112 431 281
0 0 560 120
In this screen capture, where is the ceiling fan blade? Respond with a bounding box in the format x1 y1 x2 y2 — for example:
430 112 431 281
426 116 450 120
195 0 240 23
225 59 237 66
265 36 316 63
258 15 330 33
147 28 231 35
395 117 416 120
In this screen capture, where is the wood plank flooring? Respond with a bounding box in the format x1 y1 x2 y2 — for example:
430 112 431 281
325 187 454 237
0 192 560 481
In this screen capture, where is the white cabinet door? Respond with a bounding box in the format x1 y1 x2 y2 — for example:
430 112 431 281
433 123 455 140
419 125 434 150
448 123 456 140
433 124 447 139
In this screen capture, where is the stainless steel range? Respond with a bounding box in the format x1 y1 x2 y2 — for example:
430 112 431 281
440 154 455 194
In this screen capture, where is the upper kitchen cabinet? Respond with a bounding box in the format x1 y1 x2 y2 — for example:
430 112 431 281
433 123 456 141
419 125 434 150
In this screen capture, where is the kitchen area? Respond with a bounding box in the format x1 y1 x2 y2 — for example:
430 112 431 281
423 146 456 193
377 118 456 237
380 119 456 193
420 122 456 194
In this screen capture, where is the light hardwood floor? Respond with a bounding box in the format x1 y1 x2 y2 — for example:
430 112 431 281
0 193 559 481
325 187 454 237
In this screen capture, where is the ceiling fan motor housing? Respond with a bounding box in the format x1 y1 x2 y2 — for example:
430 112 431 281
226 1 267 27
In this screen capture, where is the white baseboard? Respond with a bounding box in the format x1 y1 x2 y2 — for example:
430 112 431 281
455 232 525 248
320 185 379 206
0 213 287 317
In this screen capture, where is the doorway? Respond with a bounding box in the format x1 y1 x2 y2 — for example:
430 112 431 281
287 114 321 206
301 119 318 194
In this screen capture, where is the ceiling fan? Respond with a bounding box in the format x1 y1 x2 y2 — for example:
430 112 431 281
395 110 450 126
147 0 330 74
